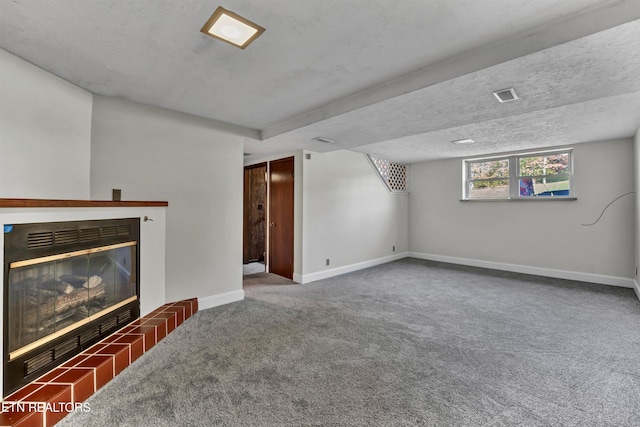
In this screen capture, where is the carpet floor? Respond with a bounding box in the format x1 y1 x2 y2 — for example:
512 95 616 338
58 258 640 426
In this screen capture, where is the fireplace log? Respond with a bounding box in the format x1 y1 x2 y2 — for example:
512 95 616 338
83 275 103 289
41 280 79 295
22 283 106 328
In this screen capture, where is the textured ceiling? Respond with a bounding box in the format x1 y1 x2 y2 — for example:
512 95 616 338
0 0 639 163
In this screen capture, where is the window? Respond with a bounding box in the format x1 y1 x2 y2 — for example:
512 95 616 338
463 149 573 200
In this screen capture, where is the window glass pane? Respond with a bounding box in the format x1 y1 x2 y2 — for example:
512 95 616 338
519 176 570 197
519 153 569 176
469 159 509 180
469 179 509 199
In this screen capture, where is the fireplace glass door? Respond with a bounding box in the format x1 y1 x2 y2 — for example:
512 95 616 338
7 242 137 357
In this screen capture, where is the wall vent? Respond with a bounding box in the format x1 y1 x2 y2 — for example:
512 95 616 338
366 154 409 193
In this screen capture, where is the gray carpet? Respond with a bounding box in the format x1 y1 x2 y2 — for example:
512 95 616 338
58 258 640 426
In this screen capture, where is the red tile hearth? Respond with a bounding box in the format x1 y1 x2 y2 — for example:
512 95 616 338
1 298 198 427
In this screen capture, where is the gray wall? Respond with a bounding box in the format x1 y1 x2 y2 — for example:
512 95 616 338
302 150 408 280
0 48 92 199
409 139 635 281
246 150 409 282
90 96 244 303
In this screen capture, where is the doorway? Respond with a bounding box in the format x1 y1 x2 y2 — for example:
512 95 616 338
269 157 295 280
242 157 295 280
243 163 266 274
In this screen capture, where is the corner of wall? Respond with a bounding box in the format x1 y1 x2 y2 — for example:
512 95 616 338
634 127 640 292
301 150 409 278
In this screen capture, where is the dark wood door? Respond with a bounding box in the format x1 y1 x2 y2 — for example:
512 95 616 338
269 157 294 279
243 164 266 264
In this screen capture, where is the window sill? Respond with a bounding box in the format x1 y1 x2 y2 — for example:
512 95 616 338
460 197 577 202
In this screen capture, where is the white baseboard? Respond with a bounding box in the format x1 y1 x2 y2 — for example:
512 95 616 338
198 289 244 310
299 252 409 284
634 280 640 301
409 252 635 289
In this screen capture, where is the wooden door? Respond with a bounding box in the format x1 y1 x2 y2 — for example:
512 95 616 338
243 164 266 264
269 157 294 279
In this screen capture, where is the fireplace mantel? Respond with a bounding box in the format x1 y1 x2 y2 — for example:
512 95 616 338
0 198 168 208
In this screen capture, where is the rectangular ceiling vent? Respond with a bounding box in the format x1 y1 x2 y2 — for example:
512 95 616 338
312 137 335 144
493 88 519 103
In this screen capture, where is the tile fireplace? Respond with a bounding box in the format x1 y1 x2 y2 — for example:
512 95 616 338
3 218 140 396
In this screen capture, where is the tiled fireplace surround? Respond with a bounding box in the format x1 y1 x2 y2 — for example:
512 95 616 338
1 298 198 427
0 199 173 427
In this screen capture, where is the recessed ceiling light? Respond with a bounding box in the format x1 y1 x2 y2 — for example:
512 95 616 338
200 6 265 49
451 138 475 145
313 137 335 144
493 88 519 103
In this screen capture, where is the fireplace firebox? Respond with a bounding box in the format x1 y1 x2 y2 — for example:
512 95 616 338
3 218 140 396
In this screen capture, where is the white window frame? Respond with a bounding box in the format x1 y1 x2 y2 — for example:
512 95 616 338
462 148 574 200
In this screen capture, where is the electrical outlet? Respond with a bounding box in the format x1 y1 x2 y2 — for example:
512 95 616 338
392 245 395 252
326 258 330 266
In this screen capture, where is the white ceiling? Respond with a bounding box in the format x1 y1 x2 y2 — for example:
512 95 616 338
0 1 639 163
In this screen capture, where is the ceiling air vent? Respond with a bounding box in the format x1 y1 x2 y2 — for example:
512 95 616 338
451 138 475 145
493 88 519 103
27 231 54 249
54 229 79 245
312 137 335 144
